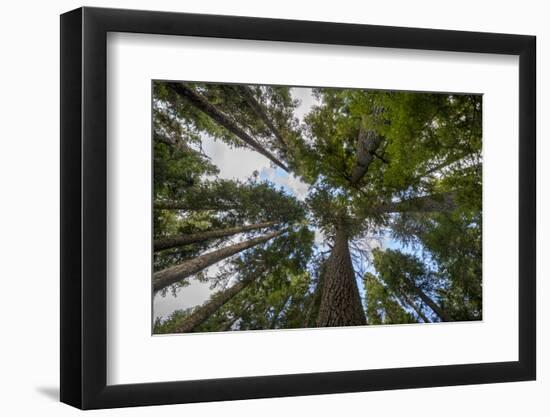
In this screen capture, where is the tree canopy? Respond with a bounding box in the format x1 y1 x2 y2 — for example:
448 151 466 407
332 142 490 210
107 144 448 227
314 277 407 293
152 81 482 333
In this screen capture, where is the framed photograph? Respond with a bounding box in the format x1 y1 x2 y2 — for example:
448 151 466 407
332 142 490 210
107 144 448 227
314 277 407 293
60 6 536 409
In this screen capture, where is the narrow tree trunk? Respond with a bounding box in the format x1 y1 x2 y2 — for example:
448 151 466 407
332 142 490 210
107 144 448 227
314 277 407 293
372 192 457 214
404 281 451 322
154 221 277 251
316 228 366 327
349 111 384 185
238 86 288 150
166 83 289 172
173 278 253 333
153 229 284 292
396 290 431 323
303 260 327 327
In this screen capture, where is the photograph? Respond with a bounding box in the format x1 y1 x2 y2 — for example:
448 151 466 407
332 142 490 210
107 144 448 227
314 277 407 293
151 81 482 334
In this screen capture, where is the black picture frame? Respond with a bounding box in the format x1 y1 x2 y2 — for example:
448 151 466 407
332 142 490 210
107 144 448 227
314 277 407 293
60 6 536 410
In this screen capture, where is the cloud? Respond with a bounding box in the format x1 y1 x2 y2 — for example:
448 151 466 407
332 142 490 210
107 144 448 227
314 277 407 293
314 228 325 245
200 133 271 181
291 87 320 124
260 167 310 201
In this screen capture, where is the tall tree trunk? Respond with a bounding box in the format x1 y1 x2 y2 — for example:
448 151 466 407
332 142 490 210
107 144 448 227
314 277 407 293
396 290 431 323
153 229 285 292
304 270 325 327
154 221 277 251
238 86 289 151
173 278 253 333
349 111 384 185
372 192 457 214
404 280 451 322
316 228 366 327
166 83 289 172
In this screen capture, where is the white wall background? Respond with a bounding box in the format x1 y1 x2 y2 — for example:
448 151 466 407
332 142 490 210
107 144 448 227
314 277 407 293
0 0 546 415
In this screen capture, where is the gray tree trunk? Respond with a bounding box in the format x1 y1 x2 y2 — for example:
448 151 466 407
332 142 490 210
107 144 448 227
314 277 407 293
238 86 289 151
173 278 253 333
166 83 289 172
396 290 431 323
404 280 451 322
154 221 277 251
153 229 285 292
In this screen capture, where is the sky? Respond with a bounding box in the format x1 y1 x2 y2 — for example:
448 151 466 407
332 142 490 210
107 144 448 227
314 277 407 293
153 87 390 322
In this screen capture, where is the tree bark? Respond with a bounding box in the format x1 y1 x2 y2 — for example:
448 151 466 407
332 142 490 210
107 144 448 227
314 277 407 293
372 192 457 214
316 228 367 327
404 280 451 322
396 290 431 323
349 111 384 185
154 221 278 251
153 229 285 292
238 86 288 150
173 278 253 333
166 83 289 172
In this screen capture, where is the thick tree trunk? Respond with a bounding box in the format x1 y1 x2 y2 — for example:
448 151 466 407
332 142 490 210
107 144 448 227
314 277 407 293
349 111 384 185
372 192 457 214
154 221 277 251
153 229 285 292
316 228 367 327
238 86 288 150
166 83 289 172
173 278 253 333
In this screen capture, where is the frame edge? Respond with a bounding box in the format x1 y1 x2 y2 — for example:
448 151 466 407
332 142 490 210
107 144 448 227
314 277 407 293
60 7 84 409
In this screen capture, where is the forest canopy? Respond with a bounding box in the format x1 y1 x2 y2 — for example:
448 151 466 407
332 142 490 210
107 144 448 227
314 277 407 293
152 81 482 334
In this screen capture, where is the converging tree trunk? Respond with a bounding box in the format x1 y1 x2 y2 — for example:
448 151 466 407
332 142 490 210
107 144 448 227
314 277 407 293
403 279 451 322
173 277 254 333
166 83 289 172
153 229 285 292
317 228 367 327
154 221 278 251
396 290 431 323
238 86 289 151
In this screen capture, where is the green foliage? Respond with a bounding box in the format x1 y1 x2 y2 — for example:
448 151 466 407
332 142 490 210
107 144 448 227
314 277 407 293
364 272 417 325
152 81 482 332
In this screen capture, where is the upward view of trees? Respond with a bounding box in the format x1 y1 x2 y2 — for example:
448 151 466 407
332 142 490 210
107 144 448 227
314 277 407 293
152 81 482 334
